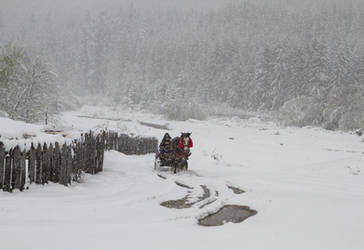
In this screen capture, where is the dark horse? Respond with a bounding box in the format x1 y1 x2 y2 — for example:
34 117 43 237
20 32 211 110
171 132 193 173
156 132 193 173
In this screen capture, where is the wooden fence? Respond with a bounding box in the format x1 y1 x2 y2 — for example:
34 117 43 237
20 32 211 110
104 131 158 155
0 131 158 192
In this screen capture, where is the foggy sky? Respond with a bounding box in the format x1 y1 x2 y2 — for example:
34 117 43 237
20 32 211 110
2 0 364 26
0 0 239 33
2 0 234 19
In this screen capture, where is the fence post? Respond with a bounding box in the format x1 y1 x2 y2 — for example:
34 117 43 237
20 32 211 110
91 131 97 174
60 143 68 186
71 141 78 181
28 144 36 184
53 142 61 183
66 145 72 185
0 142 5 190
35 143 42 184
13 146 25 191
42 143 50 184
48 143 54 182
3 150 12 192
99 132 105 172
22 149 27 189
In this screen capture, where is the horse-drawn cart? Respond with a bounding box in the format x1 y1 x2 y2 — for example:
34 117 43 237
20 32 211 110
154 132 193 173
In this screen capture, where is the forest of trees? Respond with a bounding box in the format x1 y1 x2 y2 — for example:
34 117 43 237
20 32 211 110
0 0 363 130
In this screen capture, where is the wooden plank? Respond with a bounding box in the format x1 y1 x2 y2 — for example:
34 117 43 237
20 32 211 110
114 132 118 150
35 143 42 184
108 132 113 150
21 149 27 190
79 138 85 173
85 132 94 174
60 143 68 186
66 145 72 184
0 142 5 190
3 150 12 192
100 133 105 172
13 146 25 191
48 143 54 182
28 144 36 184
43 143 50 184
96 134 104 173
71 141 80 181
119 134 128 154
10 149 16 191
53 142 61 183
91 133 97 174
76 141 83 179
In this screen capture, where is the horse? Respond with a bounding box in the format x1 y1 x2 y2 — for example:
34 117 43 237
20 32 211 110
170 132 193 173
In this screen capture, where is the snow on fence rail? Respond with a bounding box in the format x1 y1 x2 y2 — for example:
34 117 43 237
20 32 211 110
0 131 158 192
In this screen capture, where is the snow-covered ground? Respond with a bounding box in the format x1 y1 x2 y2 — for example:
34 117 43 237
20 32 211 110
1 106 364 250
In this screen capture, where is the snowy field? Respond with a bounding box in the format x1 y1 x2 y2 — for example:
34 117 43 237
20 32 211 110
1 106 364 250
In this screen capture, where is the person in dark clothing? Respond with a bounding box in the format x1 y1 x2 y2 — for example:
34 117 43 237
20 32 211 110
159 133 171 155
159 133 173 165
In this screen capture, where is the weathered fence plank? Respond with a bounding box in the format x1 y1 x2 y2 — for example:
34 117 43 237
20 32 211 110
66 145 72 185
13 146 25 191
72 141 81 182
60 143 68 186
35 143 42 184
22 149 27 189
0 142 5 189
3 150 12 192
48 143 54 182
42 143 50 184
28 144 36 184
53 142 61 183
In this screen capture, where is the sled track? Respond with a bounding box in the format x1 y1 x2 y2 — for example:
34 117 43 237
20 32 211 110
160 184 212 209
157 172 256 225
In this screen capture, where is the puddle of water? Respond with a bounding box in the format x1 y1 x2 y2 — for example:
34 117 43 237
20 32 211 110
160 196 192 209
198 205 257 226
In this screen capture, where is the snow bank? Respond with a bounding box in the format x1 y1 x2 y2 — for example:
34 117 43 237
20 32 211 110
0 117 74 151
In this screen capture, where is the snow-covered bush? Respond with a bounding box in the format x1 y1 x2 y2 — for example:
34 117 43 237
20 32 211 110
321 106 345 130
0 110 8 118
338 112 363 131
278 97 324 127
0 43 59 122
321 92 364 131
160 101 207 121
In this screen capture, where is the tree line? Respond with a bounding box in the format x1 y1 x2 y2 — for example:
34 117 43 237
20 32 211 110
0 0 363 129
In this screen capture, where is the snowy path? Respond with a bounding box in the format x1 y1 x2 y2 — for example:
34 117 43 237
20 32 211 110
1 107 364 250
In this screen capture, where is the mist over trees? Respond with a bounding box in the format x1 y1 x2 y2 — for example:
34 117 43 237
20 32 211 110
0 0 363 130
